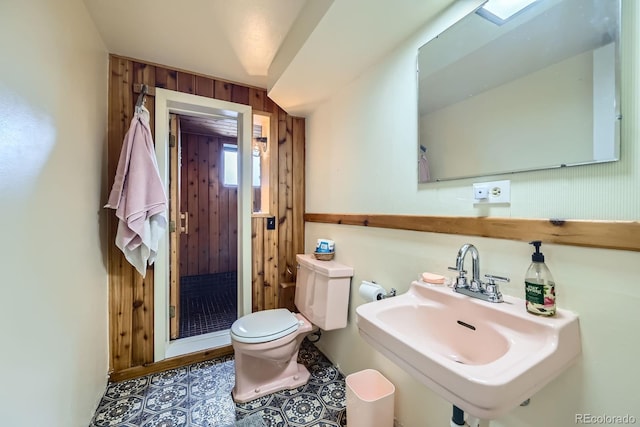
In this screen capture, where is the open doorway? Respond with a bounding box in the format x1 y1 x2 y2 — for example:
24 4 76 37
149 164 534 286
174 113 240 339
153 88 253 362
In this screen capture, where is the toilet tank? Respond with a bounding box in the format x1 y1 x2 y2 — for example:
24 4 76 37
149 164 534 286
294 253 354 330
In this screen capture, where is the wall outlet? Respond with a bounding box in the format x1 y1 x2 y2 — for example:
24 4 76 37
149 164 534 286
472 180 510 204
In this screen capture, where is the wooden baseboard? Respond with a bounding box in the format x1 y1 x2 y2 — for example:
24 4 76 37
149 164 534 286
109 345 234 383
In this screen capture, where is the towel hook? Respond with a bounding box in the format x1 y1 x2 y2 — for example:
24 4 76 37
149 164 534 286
135 84 148 109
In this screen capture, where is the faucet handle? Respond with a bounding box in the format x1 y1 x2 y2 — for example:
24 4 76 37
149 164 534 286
448 267 468 288
484 274 510 284
483 274 508 302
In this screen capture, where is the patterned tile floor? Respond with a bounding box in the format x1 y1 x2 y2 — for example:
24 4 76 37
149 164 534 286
90 339 347 427
180 272 238 339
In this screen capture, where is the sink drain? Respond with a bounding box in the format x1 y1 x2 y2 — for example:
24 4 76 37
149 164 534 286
457 320 476 331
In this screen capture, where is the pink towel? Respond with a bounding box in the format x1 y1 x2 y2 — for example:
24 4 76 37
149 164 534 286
105 106 167 277
418 154 431 183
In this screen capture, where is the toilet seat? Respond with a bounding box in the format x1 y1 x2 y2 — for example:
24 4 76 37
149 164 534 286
231 308 301 344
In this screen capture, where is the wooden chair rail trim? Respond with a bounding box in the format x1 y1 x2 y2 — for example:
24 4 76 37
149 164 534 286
108 345 234 383
304 213 640 252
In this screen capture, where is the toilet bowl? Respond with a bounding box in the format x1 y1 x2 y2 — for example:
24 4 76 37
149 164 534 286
231 309 313 403
230 254 354 403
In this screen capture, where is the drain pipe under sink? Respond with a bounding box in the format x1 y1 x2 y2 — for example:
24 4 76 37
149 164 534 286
451 406 490 427
451 405 465 426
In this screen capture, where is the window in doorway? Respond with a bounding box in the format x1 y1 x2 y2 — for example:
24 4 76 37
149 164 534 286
222 143 261 187
251 112 272 214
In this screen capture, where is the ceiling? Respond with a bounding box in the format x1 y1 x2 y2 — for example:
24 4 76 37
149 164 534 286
83 0 456 116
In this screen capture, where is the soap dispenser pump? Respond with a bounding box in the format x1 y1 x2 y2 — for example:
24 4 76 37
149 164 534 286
524 241 556 316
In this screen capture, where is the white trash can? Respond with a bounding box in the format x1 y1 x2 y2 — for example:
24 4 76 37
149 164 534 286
346 369 395 427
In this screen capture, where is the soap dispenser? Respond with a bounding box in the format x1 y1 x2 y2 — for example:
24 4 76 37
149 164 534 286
524 241 556 316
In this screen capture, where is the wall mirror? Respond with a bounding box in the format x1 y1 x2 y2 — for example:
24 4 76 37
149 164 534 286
417 0 621 182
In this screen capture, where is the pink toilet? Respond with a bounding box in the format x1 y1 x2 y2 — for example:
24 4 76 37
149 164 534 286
230 253 354 403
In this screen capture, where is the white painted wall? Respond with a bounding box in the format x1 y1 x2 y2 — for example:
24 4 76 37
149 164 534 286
305 1 640 426
0 1 109 426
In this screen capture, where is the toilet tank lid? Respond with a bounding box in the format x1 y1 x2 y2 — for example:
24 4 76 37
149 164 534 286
296 254 354 277
231 309 300 343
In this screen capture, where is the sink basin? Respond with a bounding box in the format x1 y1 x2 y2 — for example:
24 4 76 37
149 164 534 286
356 280 581 419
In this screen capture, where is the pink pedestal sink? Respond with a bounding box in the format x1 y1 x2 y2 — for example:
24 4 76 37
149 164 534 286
356 280 581 419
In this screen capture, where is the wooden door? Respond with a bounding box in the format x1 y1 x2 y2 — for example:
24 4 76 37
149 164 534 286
169 114 182 339
179 134 239 276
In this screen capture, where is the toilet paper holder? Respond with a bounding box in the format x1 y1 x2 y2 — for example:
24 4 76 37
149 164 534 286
361 280 397 300
383 287 397 299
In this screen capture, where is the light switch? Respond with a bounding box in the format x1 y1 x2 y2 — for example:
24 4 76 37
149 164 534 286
473 185 489 200
266 216 276 230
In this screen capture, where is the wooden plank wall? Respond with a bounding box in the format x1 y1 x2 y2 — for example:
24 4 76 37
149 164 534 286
179 133 238 276
107 54 305 374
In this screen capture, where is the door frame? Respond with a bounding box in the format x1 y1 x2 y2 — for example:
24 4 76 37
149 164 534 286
153 88 252 362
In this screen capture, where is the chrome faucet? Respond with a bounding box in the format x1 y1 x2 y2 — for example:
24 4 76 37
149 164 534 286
453 243 482 291
448 243 508 303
